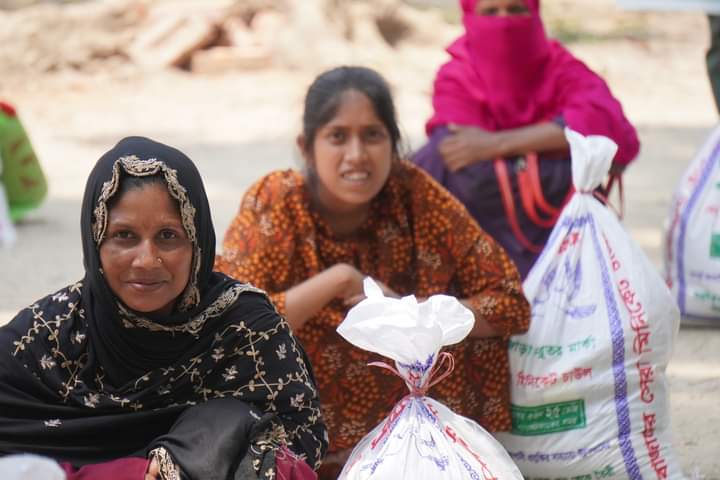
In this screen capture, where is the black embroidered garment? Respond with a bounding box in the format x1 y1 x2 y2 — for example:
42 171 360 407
0 137 327 478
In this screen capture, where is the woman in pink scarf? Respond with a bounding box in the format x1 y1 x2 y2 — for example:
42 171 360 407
413 0 639 278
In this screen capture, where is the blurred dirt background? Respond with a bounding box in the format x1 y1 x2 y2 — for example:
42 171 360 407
0 0 718 477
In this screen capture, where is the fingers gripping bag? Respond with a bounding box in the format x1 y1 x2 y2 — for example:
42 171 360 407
496 129 683 479
664 125 720 323
336 278 524 480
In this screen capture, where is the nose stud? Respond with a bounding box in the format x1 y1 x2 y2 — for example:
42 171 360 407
157 257 163 264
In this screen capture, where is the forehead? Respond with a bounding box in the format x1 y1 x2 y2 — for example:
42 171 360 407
111 182 178 208
323 89 383 126
92 156 199 246
108 182 180 218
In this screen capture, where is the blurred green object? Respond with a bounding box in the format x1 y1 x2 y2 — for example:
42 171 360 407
0 101 47 222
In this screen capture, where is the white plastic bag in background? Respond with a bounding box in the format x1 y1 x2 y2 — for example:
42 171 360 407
664 124 720 324
0 153 17 248
337 278 524 480
496 128 684 479
0 183 16 248
0 454 65 480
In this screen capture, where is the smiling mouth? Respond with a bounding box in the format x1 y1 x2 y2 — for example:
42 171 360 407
127 281 166 292
341 171 370 181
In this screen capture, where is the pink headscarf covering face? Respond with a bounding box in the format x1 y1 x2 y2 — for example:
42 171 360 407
462 0 550 126
428 0 639 165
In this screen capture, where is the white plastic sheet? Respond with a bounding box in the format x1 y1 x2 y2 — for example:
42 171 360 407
496 128 684 479
337 278 524 480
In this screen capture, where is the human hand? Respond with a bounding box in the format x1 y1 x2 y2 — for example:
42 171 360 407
332 263 365 304
333 264 400 307
439 124 503 172
144 457 159 480
343 279 400 307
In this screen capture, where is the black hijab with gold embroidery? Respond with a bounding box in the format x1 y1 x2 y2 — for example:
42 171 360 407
0 137 327 477
79 136 240 385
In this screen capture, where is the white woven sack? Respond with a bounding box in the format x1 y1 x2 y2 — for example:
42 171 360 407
337 278 524 480
664 125 720 323
496 129 684 479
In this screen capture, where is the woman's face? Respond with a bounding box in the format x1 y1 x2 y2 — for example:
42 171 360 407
305 89 394 218
99 182 193 316
475 0 530 16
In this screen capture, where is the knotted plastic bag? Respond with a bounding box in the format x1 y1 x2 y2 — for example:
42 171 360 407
337 278 524 480
496 128 683 479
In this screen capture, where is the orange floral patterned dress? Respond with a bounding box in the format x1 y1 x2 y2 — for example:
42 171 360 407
216 161 530 455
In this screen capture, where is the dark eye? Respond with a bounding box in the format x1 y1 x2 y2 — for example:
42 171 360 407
113 230 134 240
479 7 498 15
329 130 346 143
365 128 387 143
159 229 179 241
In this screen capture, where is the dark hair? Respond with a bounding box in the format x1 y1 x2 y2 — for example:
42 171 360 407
301 66 402 158
107 174 168 211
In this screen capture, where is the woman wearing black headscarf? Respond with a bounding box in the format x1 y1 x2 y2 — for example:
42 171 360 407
0 137 327 479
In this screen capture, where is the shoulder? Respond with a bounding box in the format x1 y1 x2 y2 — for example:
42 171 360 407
218 282 288 333
5 282 84 328
220 172 309 270
438 35 472 77
229 170 307 239
433 35 478 92
397 161 475 222
548 40 606 86
388 162 483 258
241 170 305 214
0 282 85 354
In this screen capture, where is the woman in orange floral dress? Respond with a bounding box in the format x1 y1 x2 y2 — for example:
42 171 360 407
216 66 530 478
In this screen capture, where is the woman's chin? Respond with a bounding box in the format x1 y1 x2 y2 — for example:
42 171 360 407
123 299 174 317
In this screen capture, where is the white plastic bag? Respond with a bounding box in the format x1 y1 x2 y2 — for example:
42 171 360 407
664 124 720 323
337 278 524 480
0 153 17 248
496 129 684 479
0 454 65 480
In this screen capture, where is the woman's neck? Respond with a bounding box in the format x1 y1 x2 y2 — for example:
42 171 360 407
315 202 370 237
304 173 374 237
